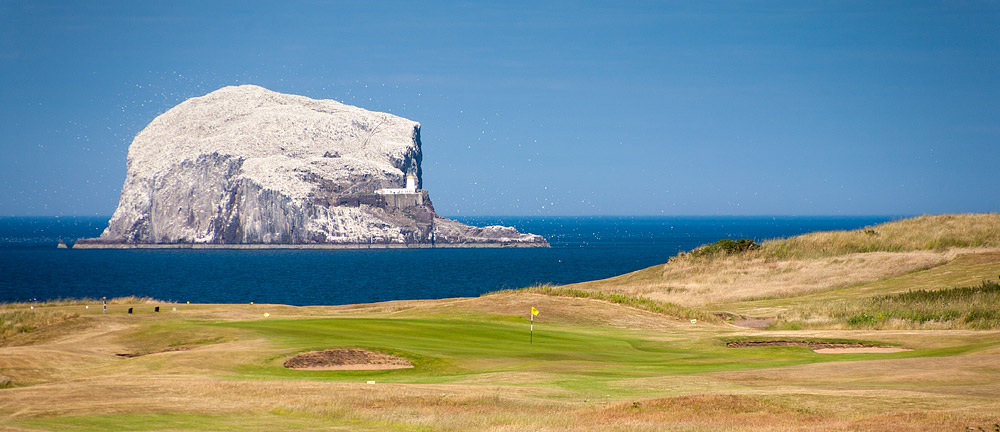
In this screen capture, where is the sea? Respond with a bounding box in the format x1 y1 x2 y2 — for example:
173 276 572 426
0 216 898 306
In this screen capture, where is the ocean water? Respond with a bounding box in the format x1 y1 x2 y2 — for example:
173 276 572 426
0 216 897 305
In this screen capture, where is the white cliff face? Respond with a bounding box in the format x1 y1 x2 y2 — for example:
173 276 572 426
125 84 422 200
93 85 546 246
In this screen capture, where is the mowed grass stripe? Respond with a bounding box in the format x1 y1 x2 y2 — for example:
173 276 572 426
205 317 925 387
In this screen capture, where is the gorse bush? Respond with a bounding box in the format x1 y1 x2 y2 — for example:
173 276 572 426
689 238 761 258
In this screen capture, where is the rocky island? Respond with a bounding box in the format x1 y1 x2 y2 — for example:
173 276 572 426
75 85 547 248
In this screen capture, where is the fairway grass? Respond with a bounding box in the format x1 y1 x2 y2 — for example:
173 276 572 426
217 316 879 386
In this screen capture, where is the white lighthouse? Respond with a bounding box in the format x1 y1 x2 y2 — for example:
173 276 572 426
374 173 423 208
377 174 418 195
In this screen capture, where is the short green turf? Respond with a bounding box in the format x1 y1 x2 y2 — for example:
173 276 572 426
195 316 948 398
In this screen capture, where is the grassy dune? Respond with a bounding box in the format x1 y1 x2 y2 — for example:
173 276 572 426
2 213 1000 431
762 213 1000 258
567 214 1000 316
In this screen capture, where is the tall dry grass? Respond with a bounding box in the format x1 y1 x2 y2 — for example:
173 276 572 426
0 297 167 346
671 214 1000 264
758 213 1000 259
573 250 957 306
772 279 1000 330
0 309 79 345
0 296 166 308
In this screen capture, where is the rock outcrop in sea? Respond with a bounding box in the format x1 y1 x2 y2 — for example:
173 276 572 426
77 85 546 248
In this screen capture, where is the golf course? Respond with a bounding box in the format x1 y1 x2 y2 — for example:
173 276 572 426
2 214 999 431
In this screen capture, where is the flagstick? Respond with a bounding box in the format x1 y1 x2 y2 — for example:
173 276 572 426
530 313 533 344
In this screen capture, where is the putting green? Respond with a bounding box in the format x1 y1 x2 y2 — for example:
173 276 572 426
205 316 930 397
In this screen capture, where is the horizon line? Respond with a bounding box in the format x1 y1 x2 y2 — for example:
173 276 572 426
1 213 963 219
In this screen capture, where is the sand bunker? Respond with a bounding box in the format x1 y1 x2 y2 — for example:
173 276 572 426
283 348 413 371
726 340 910 354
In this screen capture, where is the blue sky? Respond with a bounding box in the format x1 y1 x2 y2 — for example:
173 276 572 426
1 1 998 216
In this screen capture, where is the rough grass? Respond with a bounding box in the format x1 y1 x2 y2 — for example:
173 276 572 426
0 297 173 347
0 309 79 345
754 213 1000 259
487 285 718 322
772 280 1000 330
668 213 1000 275
717 250 1000 321
13 413 348 432
569 250 957 307
0 296 165 308
566 214 1000 307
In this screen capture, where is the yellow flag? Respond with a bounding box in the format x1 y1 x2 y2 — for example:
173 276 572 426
531 306 539 316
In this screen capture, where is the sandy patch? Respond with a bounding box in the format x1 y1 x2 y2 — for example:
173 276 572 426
813 347 912 354
283 348 413 371
726 340 909 354
730 317 775 328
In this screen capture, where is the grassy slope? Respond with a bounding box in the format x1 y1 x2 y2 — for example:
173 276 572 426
565 214 1000 325
764 213 1000 257
3 214 1000 431
723 251 1000 326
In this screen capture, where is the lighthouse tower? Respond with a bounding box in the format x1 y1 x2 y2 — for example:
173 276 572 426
374 173 423 208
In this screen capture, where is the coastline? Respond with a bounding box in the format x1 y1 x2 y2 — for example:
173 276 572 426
1 216 897 307
70 241 549 250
